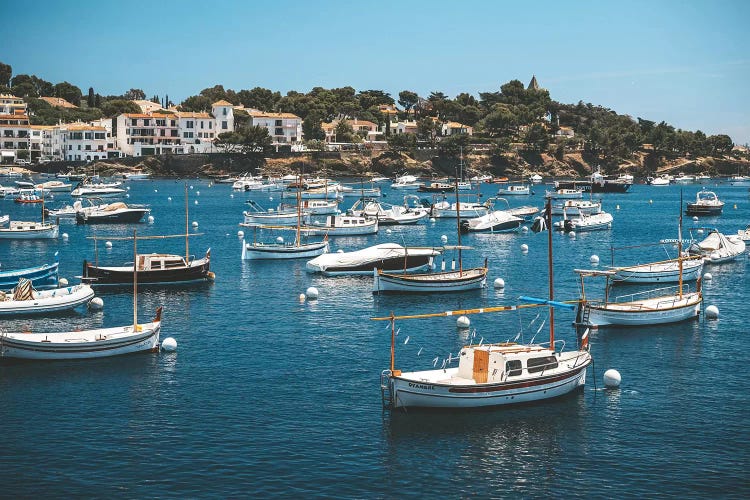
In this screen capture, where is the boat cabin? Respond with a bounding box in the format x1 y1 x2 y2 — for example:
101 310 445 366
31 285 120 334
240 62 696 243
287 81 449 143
137 253 187 271
457 344 558 384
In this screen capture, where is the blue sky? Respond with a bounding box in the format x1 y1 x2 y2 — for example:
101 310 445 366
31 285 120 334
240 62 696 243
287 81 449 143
5 0 749 144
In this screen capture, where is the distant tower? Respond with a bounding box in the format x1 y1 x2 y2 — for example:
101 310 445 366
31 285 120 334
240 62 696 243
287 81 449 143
528 75 540 91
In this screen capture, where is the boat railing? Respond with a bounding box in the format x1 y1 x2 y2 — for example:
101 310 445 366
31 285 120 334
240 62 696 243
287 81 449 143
602 283 694 305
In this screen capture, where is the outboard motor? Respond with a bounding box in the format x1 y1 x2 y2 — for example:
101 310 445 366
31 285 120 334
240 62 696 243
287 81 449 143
564 219 574 233
460 220 471 234
531 215 546 233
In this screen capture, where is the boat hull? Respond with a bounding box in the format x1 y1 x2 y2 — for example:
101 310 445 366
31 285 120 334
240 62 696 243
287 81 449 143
389 364 588 409
0 262 59 290
241 240 329 260
0 225 59 239
0 285 95 316
612 260 703 283
373 268 487 294
82 259 211 285
584 293 702 326
76 209 149 224
0 322 160 360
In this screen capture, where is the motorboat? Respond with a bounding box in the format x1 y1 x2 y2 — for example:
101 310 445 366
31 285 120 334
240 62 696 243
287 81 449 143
685 189 723 216
646 175 670 186
14 189 43 204
35 180 72 192
306 243 441 276
551 199 602 216
554 210 613 232
0 279 95 316
378 200 591 409
496 184 531 196
430 194 489 219
45 199 110 219
390 174 421 190
673 173 695 184
738 224 750 242
417 181 455 193
529 174 543 184
241 200 306 227
0 220 59 239
0 184 20 197
460 210 523 233
687 230 746 264
546 187 583 199
121 170 151 180
71 184 127 198
299 215 378 236
232 173 264 191
348 198 428 225
75 201 151 224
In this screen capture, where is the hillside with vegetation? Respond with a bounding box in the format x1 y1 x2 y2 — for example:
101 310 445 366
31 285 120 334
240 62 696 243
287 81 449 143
2 60 748 179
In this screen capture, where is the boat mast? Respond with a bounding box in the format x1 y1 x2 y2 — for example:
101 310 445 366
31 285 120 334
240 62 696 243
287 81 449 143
296 173 302 246
546 197 555 351
133 228 138 330
454 147 463 274
185 184 189 262
678 190 684 299
389 311 396 371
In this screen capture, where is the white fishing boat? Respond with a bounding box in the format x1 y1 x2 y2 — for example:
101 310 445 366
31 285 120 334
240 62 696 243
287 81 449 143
430 195 489 219
0 184 20 197
0 279 95 316
232 173 263 191
378 200 592 409
373 177 488 294
546 187 583 199
0 230 164 360
574 270 702 327
0 220 59 239
738 224 750 242
551 199 602 216
610 256 704 284
348 198 428 225
241 200 306 227
299 215 378 236
496 184 531 196
673 173 695 184
554 210 613 232
306 243 441 276
121 170 151 180
646 175 671 186
687 229 746 263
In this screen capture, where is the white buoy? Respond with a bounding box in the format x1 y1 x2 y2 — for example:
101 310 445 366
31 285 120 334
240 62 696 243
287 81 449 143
456 315 470 328
125 193 130 198
147 216 154 224
230 194 234 198
269 196 274 202
693 216 699 222
154 189 158 193
429 218 436 222
196 191 200 196
88 296 104 310
494 278 505 289
703 272 712 281
299 293 306 302
126 186 130 190
568 231 576 239
192 221 198 228
616 205 620 210
276 236 284 244
306 287 319 299
237 230 244 238
590 255 600 264
441 235 448 244
62 233 69 241
705 305 719 319
190 185 194 190
59 278 69 287
603 369 621 388
161 337 177 352
648 199 653 204
521 244 529 253
105 241 113 248
168 196 172 201
386 229 392 234
521 226 529 233
337 249 344 253
194 200 198 205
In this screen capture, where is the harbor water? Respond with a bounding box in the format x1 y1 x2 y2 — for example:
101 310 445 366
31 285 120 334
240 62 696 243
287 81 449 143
1 179 748 497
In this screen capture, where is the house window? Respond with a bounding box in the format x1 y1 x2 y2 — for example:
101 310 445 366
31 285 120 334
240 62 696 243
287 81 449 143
186 121 194 128
200 121 204 129
223 108 227 116
85 132 92 140
143 119 150 126
183 132 193 138
275 128 283 136
275 120 282 127
156 119 165 126
85 145 91 151
131 119 138 126
171 120 176 126
221 121 227 130
209 122 212 129
171 130 178 137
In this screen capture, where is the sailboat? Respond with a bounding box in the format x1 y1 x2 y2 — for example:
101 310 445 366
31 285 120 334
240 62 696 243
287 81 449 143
378 199 592 409
82 186 212 285
373 176 488 293
0 229 163 360
241 175 330 260
574 196 702 327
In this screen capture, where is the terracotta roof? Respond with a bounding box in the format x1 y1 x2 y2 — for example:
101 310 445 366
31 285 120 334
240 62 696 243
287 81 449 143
248 111 301 120
123 112 173 119
444 121 469 128
65 123 106 131
212 100 233 106
39 96 78 109
175 111 211 119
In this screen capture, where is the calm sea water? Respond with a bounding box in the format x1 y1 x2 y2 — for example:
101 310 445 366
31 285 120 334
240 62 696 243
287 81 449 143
1 178 748 497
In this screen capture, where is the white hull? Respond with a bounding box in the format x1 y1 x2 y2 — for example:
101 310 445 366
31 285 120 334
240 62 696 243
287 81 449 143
431 204 488 219
373 268 487 293
0 285 95 315
71 187 126 198
611 259 703 283
389 359 588 409
585 292 702 326
241 239 329 260
0 321 161 360
0 223 58 239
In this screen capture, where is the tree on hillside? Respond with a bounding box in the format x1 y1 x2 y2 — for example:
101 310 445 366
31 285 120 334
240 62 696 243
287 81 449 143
179 95 212 112
334 121 360 143
302 112 326 141
387 132 416 152
357 89 394 110
87 87 95 107
100 99 141 117
398 90 418 116
215 125 273 166
53 81 82 106
0 62 11 87
437 133 471 159
708 134 733 155
237 87 281 111
417 117 441 145
524 123 549 153
123 88 146 100
10 74 54 98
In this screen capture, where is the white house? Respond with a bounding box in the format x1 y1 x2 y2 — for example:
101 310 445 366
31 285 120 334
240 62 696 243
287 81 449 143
115 112 182 156
212 100 234 134
0 94 30 163
247 110 302 146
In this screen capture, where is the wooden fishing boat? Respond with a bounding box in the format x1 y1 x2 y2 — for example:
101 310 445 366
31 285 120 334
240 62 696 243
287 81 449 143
0 220 59 239
306 243 441 276
0 279 95 316
373 177 488 294
610 256 703 284
496 184 531 196
378 199 591 409
299 215 378 236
